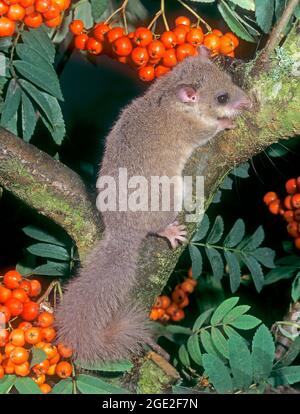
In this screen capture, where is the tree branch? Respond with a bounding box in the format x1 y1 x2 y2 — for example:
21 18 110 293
0 128 102 258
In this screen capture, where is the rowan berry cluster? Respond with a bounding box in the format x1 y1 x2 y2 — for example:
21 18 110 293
149 267 197 322
0 269 73 394
264 176 300 250
69 15 239 82
0 0 71 37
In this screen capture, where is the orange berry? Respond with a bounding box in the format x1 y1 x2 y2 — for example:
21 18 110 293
263 191 278 206
295 237 300 249
0 286 12 303
42 3 59 19
2 358 15 374
176 43 195 61
24 327 42 345
0 304 11 322
166 302 179 317
44 14 62 27
49 352 60 365
40 383 52 394
3 270 22 289
5 343 15 356
21 301 39 321
219 34 235 55
5 297 23 316
147 39 165 59
225 32 239 48
74 33 88 50
283 210 294 222
32 373 46 385
9 329 25 346
57 343 73 358
173 25 187 45
86 37 103 55
38 311 54 328
93 22 110 42
154 295 171 310
292 194 300 209
35 0 50 13
0 1 8 15
69 18 83 35
294 209 300 222
212 29 223 37
284 195 293 210
287 221 299 238
14 360 30 376
9 346 29 365
131 46 149 66
171 309 185 321
18 321 32 331
149 308 159 320
154 65 170 77
203 33 220 52
138 65 155 82
0 329 9 346
24 12 42 28
19 280 31 294
12 288 28 303
53 0 67 10
113 36 132 56
156 308 165 319
161 31 177 49
41 326 56 342
19 0 34 6
106 27 124 44
181 279 197 293
186 27 204 46
268 199 281 215
133 27 153 47
175 16 191 27
28 280 41 297
171 288 188 305
56 361 72 378
42 343 58 360
46 364 57 375
0 365 4 379
32 359 50 375
286 178 297 195
7 0 24 19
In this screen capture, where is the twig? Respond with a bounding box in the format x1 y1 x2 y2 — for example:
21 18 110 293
176 0 212 32
147 10 163 30
37 280 60 305
161 0 169 31
253 0 299 73
105 0 129 32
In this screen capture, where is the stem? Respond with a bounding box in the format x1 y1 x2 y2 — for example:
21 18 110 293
275 321 300 330
252 0 299 73
9 22 24 81
161 0 169 31
147 10 163 31
176 0 212 31
105 0 129 29
37 280 59 305
192 241 243 255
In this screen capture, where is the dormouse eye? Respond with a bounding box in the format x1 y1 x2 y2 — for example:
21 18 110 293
216 92 229 105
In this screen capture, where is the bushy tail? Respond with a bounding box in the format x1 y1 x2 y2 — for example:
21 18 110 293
55 232 150 363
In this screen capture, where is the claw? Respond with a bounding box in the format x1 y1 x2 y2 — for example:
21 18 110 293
157 221 188 249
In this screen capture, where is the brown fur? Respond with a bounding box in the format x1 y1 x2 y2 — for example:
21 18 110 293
56 49 251 363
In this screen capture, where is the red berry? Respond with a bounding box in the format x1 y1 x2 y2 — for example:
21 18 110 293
286 178 297 195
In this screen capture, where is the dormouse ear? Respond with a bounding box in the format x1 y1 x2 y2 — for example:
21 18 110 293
177 85 199 103
197 45 211 60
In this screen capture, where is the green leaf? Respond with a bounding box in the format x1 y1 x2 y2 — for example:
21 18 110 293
76 374 129 394
244 226 265 250
193 308 214 331
224 251 241 293
1 78 21 126
207 216 224 244
253 248 276 268
224 219 245 248
21 92 37 142
218 0 255 42
30 347 47 368
21 27 55 64
278 336 300 367
26 243 70 261
243 255 264 292
255 0 275 33
275 0 286 20
38 93 66 144
211 327 229 358
202 354 233 393
19 79 52 122
206 247 224 281
211 297 239 325
0 375 16 394
223 305 250 324
32 261 69 277
223 325 246 343
178 344 190 367
200 330 218 357
269 366 300 387
291 272 300 302
188 245 202 278
220 176 233 190
14 60 63 101
15 377 43 394
165 324 192 335
16 43 54 75
228 335 252 389
252 324 275 382
230 315 261 330
229 0 255 10
192 214 210 242
22 225 68 246
187 334 202 366
91 0 108 21
264 267 296 285
74 0 93 29
51 378 73 394
232 162 250 178
75 359 133 372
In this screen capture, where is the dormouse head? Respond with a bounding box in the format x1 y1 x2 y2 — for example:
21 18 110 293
155 46 251 126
